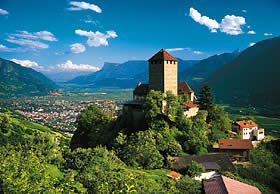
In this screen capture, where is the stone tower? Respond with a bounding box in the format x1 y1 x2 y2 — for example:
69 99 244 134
148 49 178 95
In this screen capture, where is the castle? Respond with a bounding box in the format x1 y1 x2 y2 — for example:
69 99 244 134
124 49 198 128
133 49 196 101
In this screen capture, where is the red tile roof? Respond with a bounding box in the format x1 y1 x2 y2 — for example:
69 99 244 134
182 101 198 108
203 176 261 194
166 171 182 179
235 120 258 128
178 82 194 95
148 48 178 62
218 139 253 150
222 176 261 194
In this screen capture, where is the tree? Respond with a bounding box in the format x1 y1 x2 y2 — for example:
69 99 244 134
198 84 215 111
144 90 165 122
180 161 205 178
114 130 164 169
165 91 184 121
176 175 202 194
180 111 209 154
70 105 112 149
0 145 55 193
210 105 232 132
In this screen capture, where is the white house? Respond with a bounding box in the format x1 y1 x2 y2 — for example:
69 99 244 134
233 120 264 141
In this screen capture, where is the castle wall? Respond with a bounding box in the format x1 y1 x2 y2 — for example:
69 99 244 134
164 61 178 96
149 61 164 92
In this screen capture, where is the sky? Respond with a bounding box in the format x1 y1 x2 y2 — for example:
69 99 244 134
0 0 279 74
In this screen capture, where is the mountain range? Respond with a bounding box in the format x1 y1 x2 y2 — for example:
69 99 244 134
179 50 241 85
68 59 199 88
0 58 56 97
205 36 280 107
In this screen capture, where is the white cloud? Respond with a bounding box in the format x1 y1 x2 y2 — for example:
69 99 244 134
220 15 246 35
69 1 102 13
75 29 117 47
242 10 247 13
248 30 256 34
264 33 272 36
56 60 100 72
6 38 49 49
11 59 39 68
11 31 57 41
10 59 46 71
166 48 186 52
70 43 86 54
189 8 219 32
193 51 203 55
10 59 100 73
249 42 255 47
189 8 246 35
0 44 11 52
35 31 57 41
0 8 8 15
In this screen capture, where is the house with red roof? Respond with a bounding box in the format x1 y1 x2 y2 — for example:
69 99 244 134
233 120 264 141
203 175 261 194
218 139 254 161
165 171 182 180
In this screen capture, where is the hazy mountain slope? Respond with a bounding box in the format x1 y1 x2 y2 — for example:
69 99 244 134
206 36 280 106
0 58 56 97
179 51 240 85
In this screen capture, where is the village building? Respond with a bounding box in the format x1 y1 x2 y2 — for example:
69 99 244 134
165 171 182 180
203 175 261 194
182 101 199 118
218 139 253 161
126 49 198 121
170 153 236 180
232 120 264 141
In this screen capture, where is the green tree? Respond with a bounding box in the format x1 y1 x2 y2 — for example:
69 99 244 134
114 130 164 169
0 146 55 193
143 90 165 125
198 84 215 111
165 91 184 121
70 105 112 150
209 105 231 132
176 175 202 194
181 111 209 154
180 161 205 178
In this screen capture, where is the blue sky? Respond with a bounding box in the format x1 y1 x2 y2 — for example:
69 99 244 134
0 0 279 73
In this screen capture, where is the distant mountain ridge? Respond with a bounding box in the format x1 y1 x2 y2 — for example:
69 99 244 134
68 59 198 88
205 36 280 107
0 58 57 97
179 51 241 86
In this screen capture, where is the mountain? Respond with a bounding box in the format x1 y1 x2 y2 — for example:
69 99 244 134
205 36 280 107
179 51 241 86
0 58 57 97
43 71 93 83
68 59 198 88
